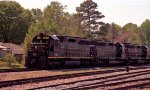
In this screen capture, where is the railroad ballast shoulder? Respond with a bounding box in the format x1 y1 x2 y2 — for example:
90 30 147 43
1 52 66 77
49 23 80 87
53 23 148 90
25 33 150 68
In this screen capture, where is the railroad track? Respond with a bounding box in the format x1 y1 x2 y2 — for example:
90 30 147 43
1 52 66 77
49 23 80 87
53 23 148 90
0 64 148 73
0 69 123 88
30 67 150 90
0 66 150 89
60 69 150 90
0 68 38 73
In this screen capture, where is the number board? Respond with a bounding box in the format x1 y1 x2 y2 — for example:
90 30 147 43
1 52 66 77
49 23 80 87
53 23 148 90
36 36 49 39
43 37 49 39
37 36 41 39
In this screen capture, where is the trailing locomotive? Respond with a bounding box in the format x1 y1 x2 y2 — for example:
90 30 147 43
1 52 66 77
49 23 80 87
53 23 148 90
25 33 150 69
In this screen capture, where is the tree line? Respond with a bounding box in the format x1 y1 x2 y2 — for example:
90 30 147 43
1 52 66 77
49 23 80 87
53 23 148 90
0 0 150 47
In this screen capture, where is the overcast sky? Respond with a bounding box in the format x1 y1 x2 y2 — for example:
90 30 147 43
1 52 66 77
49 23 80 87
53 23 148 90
10 0 150 26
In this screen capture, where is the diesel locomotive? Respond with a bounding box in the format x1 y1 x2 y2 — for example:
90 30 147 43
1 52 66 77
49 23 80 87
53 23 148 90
25 33 150 69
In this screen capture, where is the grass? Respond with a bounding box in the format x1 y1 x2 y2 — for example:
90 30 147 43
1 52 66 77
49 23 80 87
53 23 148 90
0 60 25 69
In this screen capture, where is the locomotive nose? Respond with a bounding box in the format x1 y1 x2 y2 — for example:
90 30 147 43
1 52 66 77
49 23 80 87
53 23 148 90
26 43 48 69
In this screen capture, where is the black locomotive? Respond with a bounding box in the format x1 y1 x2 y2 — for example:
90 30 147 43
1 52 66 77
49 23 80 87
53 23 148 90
25 33 150 69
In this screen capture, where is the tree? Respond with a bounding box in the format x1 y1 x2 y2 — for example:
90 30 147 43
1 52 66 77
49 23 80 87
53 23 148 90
140 19 150 46
96 23 110 40
62 13 86 37
43 1 84 37
44 1 66 35
0 1 32 44
31 8 43 23
122 23 140 44
76 0 105 38
14 9 33 44
100 23 122 42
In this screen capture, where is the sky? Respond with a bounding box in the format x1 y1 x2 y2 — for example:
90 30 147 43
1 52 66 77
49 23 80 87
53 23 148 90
9 0 150 26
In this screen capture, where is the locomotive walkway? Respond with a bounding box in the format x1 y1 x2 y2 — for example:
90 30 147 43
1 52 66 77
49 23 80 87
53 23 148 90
0 65 150 90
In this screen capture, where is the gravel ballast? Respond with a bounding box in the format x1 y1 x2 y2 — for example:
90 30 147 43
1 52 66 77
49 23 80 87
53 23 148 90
0 66 150 90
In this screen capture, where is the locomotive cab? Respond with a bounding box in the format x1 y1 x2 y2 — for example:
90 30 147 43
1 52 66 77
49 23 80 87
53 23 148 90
115 42 123 59
48 35 60 57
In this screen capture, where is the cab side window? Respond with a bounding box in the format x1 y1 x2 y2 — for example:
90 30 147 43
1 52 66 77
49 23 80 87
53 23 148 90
50 45 54 51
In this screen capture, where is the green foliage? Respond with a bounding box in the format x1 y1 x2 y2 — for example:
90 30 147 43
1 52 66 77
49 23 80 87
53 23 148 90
98 22 142 44
95 23 110 40
31 8 43 23
76 0 105 38
1 54 17 63
0 60 7 67
140 19 150 46
0 1 33 44
0 54 25 69
0 54 25 68
0 60 24 69
44 1 65 32
9 63 24 68
24 1 84 40
43 1 82 36
99 23 122 41
111 23 122 40
122 23 140 44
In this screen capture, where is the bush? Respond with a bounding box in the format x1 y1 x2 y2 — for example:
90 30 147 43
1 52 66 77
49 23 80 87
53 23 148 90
2 54 17 63
0 54 25 68
10 63 24 68
1 54 17 66
0 60 7 67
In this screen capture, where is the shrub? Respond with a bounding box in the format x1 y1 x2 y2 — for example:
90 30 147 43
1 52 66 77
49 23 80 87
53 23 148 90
2 54 17 63
0 54 25 68
1 54 17 66
10 63 24 68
